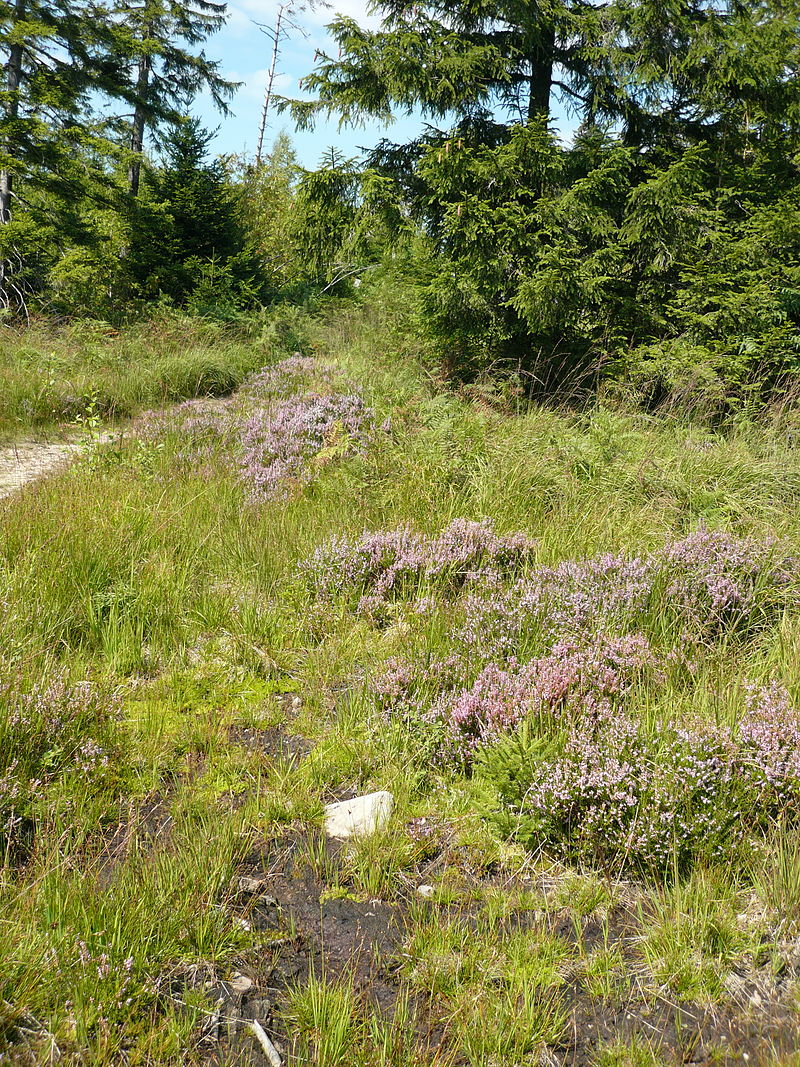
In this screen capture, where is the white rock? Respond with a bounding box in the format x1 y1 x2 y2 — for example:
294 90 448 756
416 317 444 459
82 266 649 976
323 791 394 840
237 875 266 895
230 973 253 995
416 884 435 899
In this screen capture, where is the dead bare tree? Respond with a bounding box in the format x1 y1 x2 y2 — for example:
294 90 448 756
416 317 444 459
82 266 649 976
255 0 328 164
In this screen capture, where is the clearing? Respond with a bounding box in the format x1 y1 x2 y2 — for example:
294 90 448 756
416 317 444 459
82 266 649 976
2 300 800 1066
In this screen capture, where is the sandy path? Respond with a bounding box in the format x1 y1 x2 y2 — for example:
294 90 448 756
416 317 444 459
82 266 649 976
0 440 81 501
0 395 232 503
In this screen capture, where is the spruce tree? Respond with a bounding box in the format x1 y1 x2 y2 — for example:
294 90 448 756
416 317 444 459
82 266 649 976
135 117 245 302
110 0 236 198
0 0 122 304
284 0 800 393
285 0 604 134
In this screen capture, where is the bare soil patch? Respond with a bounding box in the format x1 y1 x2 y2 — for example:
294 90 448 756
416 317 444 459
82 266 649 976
0 440 79 500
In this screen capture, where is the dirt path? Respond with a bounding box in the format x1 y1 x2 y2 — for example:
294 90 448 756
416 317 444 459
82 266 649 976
0 440 80 501
0 395 233 503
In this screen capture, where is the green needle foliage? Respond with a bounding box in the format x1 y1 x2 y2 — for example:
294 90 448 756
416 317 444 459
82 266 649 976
0 0 125 304
0 0 239 314
286 0 800 402
107 0 236 198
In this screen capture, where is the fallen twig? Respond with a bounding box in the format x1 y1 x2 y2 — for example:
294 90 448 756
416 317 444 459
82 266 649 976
250 1019 282 1067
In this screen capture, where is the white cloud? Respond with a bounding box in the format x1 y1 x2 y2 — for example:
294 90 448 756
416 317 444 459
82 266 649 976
305 0 380 27
227 67 294 103
228 0 379 32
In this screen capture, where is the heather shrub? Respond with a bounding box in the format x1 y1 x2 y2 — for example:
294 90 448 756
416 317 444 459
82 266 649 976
457 528 796 662
480 681 800 874
662 527 796 638
0 674 122 858
436 635 657 766
370 634 657 771
304 522 795 652
138 356 374 502
240 392 373 502
302 518 538 619
241 355 335 397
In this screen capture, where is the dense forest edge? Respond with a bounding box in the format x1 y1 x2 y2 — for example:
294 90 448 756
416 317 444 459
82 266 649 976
5 0 800 407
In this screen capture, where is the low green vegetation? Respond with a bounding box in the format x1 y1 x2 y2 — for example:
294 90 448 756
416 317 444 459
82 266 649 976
0 309 309 441
7 0 800 1058
3 288 800 1062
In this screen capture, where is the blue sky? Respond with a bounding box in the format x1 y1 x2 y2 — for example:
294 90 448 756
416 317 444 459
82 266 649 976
188 0 577 170
190 0 427 169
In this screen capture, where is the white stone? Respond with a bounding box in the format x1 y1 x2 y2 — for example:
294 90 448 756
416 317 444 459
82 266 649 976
237 875 266 895
230 973 253 995
323 791 394 840
416 884 435 899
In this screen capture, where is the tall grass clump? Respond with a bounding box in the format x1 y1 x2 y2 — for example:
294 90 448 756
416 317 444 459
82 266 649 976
0 308 315 440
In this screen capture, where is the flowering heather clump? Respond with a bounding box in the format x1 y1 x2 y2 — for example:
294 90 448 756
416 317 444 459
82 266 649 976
738 681 800 800
304 520 793 655
1 675 121 780
664 527 795 632
303 518 538 614
0 674 122 854
515 717 741 871
438 635 657 764
136 396 238 439
135 358 375 500
240 392 372 502
487 679 800 874
370 654 466 737
372 620 800 872
458 553 656 659
241 355 335 398
457 528 796 659
134 398 242 478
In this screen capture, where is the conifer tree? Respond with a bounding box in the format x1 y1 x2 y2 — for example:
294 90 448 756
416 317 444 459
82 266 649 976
285 0 800 393
133 117 245 301
109 0 236 197
0 0 122 304
285 0 604 134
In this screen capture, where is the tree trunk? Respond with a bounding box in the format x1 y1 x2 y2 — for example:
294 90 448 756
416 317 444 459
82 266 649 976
0 31 22 224
128 50 151 198
528 24 555 120
256 4 285 164
0 0 25 299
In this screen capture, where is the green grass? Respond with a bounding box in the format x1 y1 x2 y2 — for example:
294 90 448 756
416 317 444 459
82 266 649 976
399 909 570 1063
0 311 289 440
3 283 800 1062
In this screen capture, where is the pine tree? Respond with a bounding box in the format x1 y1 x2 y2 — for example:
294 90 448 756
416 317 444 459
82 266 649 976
109 0 236 198
0 0 123 305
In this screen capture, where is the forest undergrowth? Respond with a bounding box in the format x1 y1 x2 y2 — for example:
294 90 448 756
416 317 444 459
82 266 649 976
3 288 800 1065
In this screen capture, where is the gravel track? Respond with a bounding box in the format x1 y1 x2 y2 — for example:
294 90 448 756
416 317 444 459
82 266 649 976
0 440 80 500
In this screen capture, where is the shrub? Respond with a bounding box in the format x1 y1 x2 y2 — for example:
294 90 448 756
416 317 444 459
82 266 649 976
0 674 122 858
301 518 538 619
480 681 800 874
